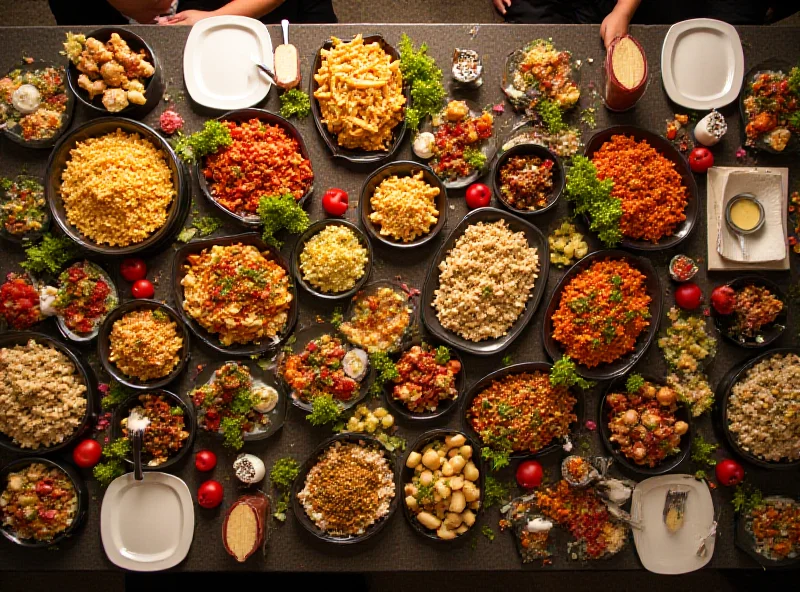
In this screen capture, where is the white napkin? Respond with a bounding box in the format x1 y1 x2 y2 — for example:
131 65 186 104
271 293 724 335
717 170 786 263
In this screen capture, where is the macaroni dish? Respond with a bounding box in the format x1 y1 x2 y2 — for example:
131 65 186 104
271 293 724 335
369 171 439 242
313 34 406 151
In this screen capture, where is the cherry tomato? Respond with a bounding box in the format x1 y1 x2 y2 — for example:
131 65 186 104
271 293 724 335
710 285 736 315
120 258 147 282
516 460 543 489
322 188 349 217
195 450 217 472
675 282 702 310
72 439 103 468
197 479 224 509
715 458 744 486
465 183 491 209
131 279 154 299
688 147 714 174
38 509 57 521
35 479 54 496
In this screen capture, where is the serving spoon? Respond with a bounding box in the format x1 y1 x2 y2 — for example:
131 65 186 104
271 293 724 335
127 409 150 481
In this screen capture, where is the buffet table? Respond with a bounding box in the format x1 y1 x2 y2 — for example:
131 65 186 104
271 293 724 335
0 23 798 573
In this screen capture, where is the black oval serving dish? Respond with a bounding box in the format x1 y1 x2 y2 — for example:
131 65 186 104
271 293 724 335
421 207 550 357
599 374 692 476
66 27 163 119
45 117 187 256
712 276 788 349
0 457 88 548
191 359 287 443
491 143 564 217
171 233 298 356
291 219 373 300
583 125 698 251
359 160 448 249
309 34 409 165
739 59 800 155
715 347 800 470
542 249 662 380
97 299 190 390
460 362 583 461
0 332 95 456
276 322 374 413
401 429 485 543
196 108 314 227
382 339 465 423
111 389 196 471
291 432 400 544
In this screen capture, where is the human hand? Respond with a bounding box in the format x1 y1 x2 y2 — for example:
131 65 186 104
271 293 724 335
159 10 212 26
493 0 512 16
600 5 633 48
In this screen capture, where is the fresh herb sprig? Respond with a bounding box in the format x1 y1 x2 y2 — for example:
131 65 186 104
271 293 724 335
564 156 622 247
279 89 311 119
306 394 342 426
20 233 78 275
173 120 232 163
625 373 645 394
398 34 446 132
270 457 300 521
369 351 399 397
92 437 131 487
482 446 511 472
732 483 763 514
100 380 133 410
484 475 512 508
257 193 310 248
536 98 566 134
550 356 595 390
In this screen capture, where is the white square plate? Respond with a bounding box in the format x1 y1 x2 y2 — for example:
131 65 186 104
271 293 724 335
183 15 273 110
661 18 744 110
101 472 194 571
631 474 716 574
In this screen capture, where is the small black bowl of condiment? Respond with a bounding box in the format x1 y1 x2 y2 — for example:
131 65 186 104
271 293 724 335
491 143 564 217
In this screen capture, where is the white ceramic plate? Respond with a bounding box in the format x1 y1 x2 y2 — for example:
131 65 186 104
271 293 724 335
101 472 194 571
183 15 273 110
631 474 716 574
661 18 744 110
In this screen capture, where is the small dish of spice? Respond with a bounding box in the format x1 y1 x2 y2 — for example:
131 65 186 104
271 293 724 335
452 49 483 88
668 254 699 282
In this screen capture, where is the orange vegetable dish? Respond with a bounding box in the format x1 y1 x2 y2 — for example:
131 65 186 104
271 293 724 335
551 259 651 368
591 135 687 243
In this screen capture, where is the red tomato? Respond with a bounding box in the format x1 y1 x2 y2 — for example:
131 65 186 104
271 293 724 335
715 458 744 486
688 147 714 174
195 450 217 472
675 282 702 310
35 480 54 496
465 183 491 209
120 258 147 282
131 279 154 299
72 439 103 468
197 479 224 509
322 188 349 217
516 460 543 489
710 285 736 315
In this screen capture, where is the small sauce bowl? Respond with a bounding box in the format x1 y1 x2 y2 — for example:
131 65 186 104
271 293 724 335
725 193 765 235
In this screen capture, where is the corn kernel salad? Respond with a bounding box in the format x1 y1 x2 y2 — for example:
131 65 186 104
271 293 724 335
369 171 440 242
59 129 175 247
299 225 368 293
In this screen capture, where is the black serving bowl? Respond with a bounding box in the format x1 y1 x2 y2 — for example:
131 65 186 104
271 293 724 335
401 429 485 543
715 347 800 470
359 161 448 249
0 332 95 456
111 390 196 472
291 219 373 300
310 34 409 165
276 322 374 413
735 495 800 569
191 360 287 443
66 27 163 119
172 233 298 356
598 374 692 476
0 175 51 245
712 276 788 349
196 108 314 227
583 125 698 251
382 340 465 423
97 299 190 390
421 207 549 357
291 432 400 544
0 61 75 149
460 362 583 461
542 249 662 380
46 117 187 256
0 457 88 548
340 280 418 355
491 143 564 217
739 59 800 155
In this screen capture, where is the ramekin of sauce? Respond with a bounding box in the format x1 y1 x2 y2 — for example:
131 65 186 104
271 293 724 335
726 193 765 235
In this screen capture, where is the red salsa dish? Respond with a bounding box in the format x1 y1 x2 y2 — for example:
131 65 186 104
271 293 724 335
0 272 41 330
53 261 117 336
390 344 461 413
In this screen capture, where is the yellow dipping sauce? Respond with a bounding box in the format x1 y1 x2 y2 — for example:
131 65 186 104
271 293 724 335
730 199 762 231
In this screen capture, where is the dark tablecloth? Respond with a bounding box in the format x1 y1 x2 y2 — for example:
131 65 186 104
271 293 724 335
0 23 798 573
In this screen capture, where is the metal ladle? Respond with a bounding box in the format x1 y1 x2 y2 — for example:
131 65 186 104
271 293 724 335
725 193 765 262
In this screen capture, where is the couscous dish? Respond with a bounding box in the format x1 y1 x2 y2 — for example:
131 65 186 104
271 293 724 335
109 309 184 381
